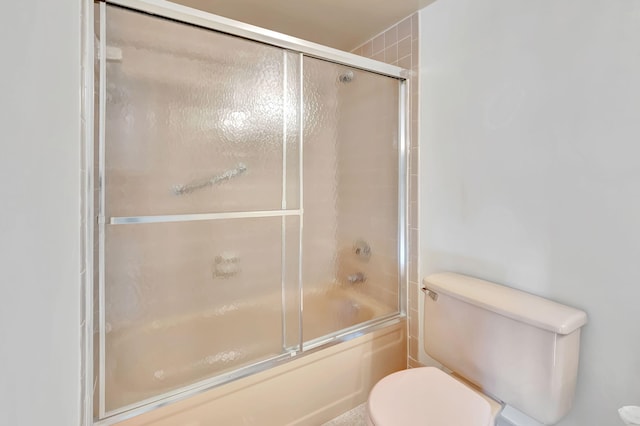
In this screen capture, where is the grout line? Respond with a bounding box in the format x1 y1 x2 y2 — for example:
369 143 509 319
350 12 417 52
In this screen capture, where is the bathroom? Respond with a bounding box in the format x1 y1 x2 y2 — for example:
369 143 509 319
1 0 639 425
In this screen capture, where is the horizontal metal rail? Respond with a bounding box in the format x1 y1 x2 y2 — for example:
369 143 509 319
110 209 302 225
105 0 408 79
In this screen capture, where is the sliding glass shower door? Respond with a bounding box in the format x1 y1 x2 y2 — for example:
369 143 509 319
301 58 400 343
98 5 301 415
94 2 403 421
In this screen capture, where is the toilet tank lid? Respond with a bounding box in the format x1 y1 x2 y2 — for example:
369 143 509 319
423 272 588 335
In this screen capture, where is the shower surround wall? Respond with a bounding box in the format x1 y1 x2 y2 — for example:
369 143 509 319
352 12 421 367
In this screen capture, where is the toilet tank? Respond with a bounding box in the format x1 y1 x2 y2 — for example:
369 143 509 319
422 273 588 425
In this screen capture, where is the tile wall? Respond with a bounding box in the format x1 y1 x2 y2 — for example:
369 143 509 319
352 13 422 368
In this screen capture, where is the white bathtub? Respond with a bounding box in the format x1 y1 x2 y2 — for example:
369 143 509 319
102 287 405 424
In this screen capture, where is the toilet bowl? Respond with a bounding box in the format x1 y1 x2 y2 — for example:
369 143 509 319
367 367 502 426
367 272 588 426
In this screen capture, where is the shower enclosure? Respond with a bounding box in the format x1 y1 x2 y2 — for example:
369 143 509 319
90 0 407 422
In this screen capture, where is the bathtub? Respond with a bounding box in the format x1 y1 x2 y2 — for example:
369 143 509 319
102 287 405 424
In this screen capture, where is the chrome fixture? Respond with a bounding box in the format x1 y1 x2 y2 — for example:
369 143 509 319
421 286 439 301
347 272 367 284
353 239 371 260
338 70 354 83
173 163 247 195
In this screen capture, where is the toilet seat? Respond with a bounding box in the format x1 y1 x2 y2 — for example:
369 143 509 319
367 367 497 426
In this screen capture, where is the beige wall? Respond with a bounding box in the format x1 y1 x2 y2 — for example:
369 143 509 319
352 13 421 367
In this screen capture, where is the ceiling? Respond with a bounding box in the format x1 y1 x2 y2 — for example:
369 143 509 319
175 0 434 51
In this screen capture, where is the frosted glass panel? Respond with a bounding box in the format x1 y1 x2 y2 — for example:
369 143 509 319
96 4 404 419
100 5 303 414
104 5 300 217
103 217 298 412
302 58 400 343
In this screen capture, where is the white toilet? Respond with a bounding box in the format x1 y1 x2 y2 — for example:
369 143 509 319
367 272 588 426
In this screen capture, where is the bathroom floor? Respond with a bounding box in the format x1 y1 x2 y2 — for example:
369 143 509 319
322 403 367 426
322 403 516 426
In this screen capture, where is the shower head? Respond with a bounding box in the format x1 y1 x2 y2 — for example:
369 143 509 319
338 70 354 84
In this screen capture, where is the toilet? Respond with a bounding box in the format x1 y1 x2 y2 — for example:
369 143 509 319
367 272 588 426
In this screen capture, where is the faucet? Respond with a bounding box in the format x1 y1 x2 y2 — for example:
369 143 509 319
347 272 367 284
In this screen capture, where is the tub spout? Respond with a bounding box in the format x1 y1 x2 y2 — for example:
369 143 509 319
347 272 367 284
